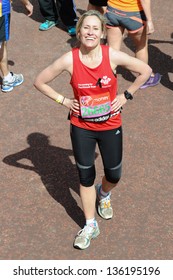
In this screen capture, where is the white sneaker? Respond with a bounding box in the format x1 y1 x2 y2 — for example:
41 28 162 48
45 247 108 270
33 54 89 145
2 72 24 92
73 222 100 250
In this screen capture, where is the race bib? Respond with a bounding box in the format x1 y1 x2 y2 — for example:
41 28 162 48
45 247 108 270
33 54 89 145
80 92 111 119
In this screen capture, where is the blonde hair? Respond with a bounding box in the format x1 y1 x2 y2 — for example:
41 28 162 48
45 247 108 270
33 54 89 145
76 10 106 41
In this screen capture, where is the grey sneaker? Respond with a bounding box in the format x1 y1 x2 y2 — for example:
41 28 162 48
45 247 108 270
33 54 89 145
96 183 113 220
2 72 24 92
73 222 100 250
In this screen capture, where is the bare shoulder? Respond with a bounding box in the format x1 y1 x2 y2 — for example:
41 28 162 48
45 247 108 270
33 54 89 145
109 46 151 75
53 50 73 74
109 46 142 68
60 51 73 64
109 47 130 61
108 47 126 69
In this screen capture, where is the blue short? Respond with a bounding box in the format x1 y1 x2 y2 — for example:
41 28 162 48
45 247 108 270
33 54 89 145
0 14 11 42
105 5 146 33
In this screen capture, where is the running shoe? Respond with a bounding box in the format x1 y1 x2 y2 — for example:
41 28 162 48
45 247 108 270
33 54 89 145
39 20 58 31
67 25 76 36
73 222 100 250
96 183 113 220
1 72 24 92
140 73 161 89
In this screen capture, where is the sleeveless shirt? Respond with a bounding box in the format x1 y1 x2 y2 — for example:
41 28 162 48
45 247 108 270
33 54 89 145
70 45 122 131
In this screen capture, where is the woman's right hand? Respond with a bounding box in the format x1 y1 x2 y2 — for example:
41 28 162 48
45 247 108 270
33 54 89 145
64 98 80 114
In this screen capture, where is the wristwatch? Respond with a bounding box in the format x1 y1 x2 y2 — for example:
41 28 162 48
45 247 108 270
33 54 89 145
124 90 133 100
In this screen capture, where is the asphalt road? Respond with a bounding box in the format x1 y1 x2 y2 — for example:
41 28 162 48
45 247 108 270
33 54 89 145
0 0 173 260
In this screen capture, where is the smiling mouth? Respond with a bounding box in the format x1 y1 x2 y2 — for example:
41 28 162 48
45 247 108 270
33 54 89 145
86 37 95 40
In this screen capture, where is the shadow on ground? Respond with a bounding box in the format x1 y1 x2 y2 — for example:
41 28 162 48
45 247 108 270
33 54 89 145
3 132 86 228
117 36 173 91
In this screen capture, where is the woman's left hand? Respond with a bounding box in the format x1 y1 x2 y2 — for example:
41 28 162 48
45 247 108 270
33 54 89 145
111 94 127 113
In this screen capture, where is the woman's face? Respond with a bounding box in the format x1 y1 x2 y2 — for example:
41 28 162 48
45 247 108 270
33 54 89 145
78 15 103 49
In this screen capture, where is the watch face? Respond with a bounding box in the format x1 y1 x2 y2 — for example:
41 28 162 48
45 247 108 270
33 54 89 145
124 91 133 100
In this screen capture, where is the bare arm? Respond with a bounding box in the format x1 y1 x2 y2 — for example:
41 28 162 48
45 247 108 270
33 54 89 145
140 0 154 34
34 52 79 113
20 0 33 16
110 48 152 112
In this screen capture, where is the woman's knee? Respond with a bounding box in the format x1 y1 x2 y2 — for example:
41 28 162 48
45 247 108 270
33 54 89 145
76 162 96 187
104 164 122 184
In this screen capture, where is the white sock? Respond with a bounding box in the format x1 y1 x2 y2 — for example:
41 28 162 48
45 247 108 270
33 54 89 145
86 218 96 226
100 185 109 198
4 72 13 82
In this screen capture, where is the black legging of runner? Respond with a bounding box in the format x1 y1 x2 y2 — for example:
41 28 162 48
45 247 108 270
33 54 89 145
70 124 123 187
38 0 77 26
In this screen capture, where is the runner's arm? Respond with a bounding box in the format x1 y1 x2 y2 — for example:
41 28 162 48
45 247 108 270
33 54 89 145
140 0 154 34
34 52 80 113
109 48 152 112
20 0 33 16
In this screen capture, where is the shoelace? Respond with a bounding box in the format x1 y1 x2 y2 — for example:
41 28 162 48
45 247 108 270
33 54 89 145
100 195 111 208
103 200 111 208
78 224 96 236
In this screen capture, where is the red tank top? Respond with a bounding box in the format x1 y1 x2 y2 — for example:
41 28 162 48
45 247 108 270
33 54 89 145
70 45 122 131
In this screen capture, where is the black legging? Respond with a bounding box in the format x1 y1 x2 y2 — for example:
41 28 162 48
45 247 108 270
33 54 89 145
70 124 123 187
38 0 77 26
